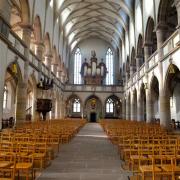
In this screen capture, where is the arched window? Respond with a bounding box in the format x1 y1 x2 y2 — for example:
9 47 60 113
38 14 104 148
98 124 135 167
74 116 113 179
3 85 8 109
73 98 81 113
106 48 113 85
74 48 82 84
106 98 114 113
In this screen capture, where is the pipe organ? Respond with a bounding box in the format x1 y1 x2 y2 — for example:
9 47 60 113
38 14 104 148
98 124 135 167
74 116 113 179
80 51 107 85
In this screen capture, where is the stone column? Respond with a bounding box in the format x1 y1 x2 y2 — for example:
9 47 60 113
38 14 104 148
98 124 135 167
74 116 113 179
121 98 126 119
51 63 58 75
156 22 171 128
159 91 171 128
20 24 32 47
174 0 180 37
146 88 153 123
44 55 52 68
15 25 32 126
137 90 142 121
126 95 130 120
16 82 28 127
130 66 134 78
131 92 135 120
144 43 152 123
0 0 11 22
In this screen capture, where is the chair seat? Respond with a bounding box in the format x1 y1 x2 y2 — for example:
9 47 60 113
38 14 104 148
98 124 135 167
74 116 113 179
130 155 147 160
33 153 45 158
161 165 180 172
140 165 162 172
0 161 12 168
11 163 32 169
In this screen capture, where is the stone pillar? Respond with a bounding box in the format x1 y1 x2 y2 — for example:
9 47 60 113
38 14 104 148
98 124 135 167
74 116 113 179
174 0 180 36
156 22 171 128
130 66 134 78
146 88 153 123
20 24 32 48
15 26 31 127
137 90 142 121
0 0 11 22
121 98 126 119
126 95 130 120
16 82 28 127
131 92 135 120
51 64 58 75
159 90 171 128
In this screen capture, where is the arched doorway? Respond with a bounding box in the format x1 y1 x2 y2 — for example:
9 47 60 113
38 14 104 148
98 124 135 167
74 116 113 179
140 83 146 121
2 62 23 128
150 76 159 121
131 89 137 120
84 95 102 122
165 64 180 127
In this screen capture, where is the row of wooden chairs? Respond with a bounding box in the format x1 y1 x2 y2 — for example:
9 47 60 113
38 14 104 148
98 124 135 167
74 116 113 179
0 118 86 180
100 120 180 180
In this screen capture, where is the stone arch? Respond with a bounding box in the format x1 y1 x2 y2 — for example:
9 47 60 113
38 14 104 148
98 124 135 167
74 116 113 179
136 34 144 67
66 94 82 118
33 15 42 43
149 75 159 121
2 61 23 128
145 17 157 56
163 64 180 127
84 95 102 122
130 47 136 73
19 0 30 24
157 0 177 38
26 73 37 121
104 95 122 119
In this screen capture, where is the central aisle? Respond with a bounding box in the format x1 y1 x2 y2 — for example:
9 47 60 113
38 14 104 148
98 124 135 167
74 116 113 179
38 123 131 180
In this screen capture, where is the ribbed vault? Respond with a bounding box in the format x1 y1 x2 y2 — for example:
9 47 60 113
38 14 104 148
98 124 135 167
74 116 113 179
56 0 133 51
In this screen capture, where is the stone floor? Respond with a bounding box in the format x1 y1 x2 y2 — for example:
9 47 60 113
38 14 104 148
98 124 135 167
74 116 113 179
37 123 131 180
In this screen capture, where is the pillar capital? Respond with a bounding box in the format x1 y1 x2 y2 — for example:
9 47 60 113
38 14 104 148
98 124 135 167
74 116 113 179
19 23 32 47
34 42 44 60
155 21 168 32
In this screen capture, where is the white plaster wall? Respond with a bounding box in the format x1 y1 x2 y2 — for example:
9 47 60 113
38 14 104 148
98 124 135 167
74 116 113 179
33 0 46 35
143 0 155 35
135 2 143 45
45 5 54 45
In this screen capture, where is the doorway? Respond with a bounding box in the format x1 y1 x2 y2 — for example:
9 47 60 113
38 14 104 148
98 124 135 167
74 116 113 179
90 113 97 122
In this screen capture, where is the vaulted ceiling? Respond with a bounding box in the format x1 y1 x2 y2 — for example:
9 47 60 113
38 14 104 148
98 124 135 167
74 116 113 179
56 0 134 51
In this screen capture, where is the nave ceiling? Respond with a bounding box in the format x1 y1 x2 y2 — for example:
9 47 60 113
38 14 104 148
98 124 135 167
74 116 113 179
56 0 134 50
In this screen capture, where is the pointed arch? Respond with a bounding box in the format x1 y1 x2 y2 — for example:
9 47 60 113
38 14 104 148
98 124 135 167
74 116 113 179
19 0 30 24
145 17 157 55
44 33 52 56
33 15 42 43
